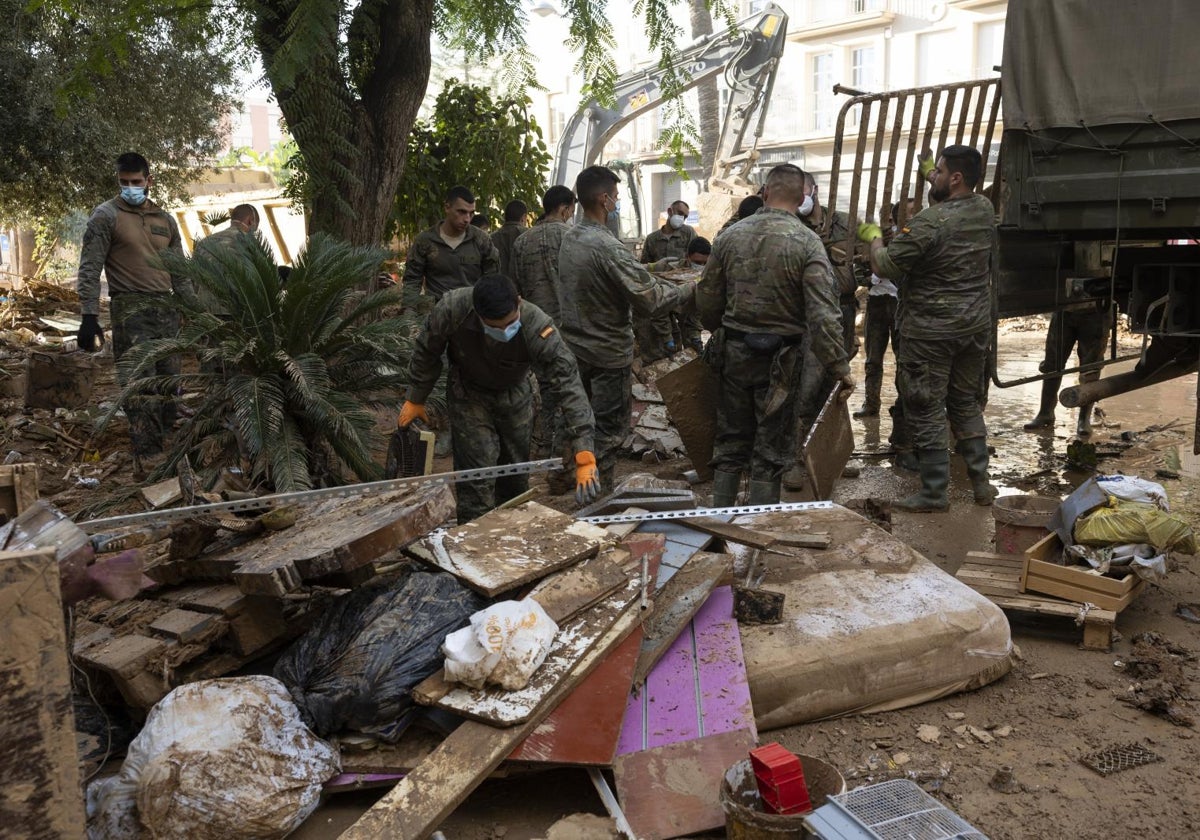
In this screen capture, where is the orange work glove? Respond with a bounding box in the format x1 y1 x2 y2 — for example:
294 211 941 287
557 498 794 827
574 451 601 505
397 401 429 428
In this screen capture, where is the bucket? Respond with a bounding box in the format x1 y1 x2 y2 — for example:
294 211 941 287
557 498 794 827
721 756 846 839
25 350 97 410
993 494 1059 555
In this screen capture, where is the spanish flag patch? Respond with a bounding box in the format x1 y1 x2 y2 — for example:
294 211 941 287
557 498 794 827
540 326 555 339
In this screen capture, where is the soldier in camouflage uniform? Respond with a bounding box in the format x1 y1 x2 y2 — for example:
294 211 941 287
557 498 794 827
402 185 500 314
638 200 700 356
645 236 710 274
697 164 854 506
510 185 576 482
799 175 860 360
491 200 528 279
558 166 696 494
860 145 997 512
192 203 259 317
399 273 599 522
716 195 764 239
76 152 196 470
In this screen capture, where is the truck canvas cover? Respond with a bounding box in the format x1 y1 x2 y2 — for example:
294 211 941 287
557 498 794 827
1002 0 1200 131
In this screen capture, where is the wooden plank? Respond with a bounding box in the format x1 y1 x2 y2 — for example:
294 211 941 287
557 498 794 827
157 583 248 615
679 517 778 550
0 548 87 838
507 627 644 766
426 556 647 725
76 633 169 679
965 550 1024 567
338 604 643 840
409 501 607 597
149 608 219 643
632 552 732 688
164 483 451 596
527 547 630 623
613 728 757 840
990 594 1117 622
1024 557 1140 597
226 597 287 656
141 476 182 508
1022 571 1144 612
802 385 854 501
655 356 720 481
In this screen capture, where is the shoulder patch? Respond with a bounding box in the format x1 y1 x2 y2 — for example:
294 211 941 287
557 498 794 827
900 226 911 234
539 325 555 339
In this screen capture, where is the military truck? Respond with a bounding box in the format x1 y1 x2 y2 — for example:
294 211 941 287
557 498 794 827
822 0 1200 449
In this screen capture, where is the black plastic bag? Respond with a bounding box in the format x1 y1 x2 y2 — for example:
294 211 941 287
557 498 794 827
274 568 486 739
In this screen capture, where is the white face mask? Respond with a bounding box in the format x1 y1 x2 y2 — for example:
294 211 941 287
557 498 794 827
669 214 686 229
798 193 814 216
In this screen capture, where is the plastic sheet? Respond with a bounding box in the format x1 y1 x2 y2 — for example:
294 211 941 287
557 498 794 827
443 598 559 690
274 568 486 739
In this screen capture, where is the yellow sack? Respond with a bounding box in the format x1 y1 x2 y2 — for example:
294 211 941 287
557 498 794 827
1074 498 1196 553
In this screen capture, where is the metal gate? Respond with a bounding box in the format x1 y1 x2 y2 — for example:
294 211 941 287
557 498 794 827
821 77 1002 260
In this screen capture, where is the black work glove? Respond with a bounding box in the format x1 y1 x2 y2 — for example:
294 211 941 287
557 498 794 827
78 314 104 351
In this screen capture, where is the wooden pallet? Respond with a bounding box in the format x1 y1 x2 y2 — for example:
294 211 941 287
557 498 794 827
956 551 1116 651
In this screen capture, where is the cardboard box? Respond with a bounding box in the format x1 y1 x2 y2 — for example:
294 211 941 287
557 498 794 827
1022 532 1145 611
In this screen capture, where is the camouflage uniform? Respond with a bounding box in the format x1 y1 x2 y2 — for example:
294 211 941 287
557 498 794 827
407 287 595 522
873 192 995 452
803 210 860 359
192 224 253 375
510 217 568 459
638 224 698 354
490 221 525 279
558 218 695 490
696 208 850 479
77 196 194 456
1040 303 1111 383
401 223 500 313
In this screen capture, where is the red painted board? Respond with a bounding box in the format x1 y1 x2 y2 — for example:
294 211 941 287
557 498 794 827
507 627 643 766
507 534 661 766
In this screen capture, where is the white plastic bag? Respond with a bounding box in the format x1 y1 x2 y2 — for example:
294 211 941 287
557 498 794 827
87 676 340 840
1096 475 1170 510
443 598 559 690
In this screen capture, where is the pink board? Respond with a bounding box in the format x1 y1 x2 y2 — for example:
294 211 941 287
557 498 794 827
617 586 756 755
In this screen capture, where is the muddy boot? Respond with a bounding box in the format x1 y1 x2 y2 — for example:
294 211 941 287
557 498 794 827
894 450 919 472
1023 379 1059 430
1076 403 1094 436
958 437 997 506
893 449 950 512
853 402 880 418
781 463 809 491
748 477 781 505
711 469 741 508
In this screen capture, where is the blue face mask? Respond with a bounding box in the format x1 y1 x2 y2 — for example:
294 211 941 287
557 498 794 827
121 186 147 206
483 319 521 342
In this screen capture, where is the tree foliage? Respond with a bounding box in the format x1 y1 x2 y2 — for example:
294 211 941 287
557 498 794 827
105 234 413 490
392 82 551 241
0 0 238 226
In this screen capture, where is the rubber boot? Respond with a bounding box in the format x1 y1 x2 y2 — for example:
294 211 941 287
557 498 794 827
781 462 808 491
1023 379 1059 430
893 448 950 512
894 450 919 472
958 437 997 506
711 469 741 508
1076 402 1094 436
748 477 782 505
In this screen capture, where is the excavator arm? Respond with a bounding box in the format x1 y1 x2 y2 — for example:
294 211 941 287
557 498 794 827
551 4 788 195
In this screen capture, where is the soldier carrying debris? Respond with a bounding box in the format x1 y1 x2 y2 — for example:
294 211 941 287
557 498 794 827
398 273 600 522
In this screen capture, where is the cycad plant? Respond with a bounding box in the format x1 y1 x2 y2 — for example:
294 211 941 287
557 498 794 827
105 232 416 491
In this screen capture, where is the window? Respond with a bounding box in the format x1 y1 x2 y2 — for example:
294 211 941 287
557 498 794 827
975 20 1004 78
812 52 835 132
851 44 878 91
917 30 958 86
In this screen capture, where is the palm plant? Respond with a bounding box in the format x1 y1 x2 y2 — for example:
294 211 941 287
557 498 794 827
104 232 419 491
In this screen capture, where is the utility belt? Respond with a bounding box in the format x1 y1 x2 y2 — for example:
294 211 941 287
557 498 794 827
724 327 804 356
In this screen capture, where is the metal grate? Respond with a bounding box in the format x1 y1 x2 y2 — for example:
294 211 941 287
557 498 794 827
817 780 988 840
1080 743 1163 777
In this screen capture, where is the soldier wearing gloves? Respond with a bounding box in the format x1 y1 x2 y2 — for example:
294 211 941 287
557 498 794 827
399 273 599 522
858 145 997 512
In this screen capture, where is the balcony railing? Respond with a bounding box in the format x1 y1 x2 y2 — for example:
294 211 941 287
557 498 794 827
803 0 931 24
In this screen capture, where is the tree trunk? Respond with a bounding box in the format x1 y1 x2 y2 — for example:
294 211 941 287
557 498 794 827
15 227 35 284
690 0 720 188
253 0 434 246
